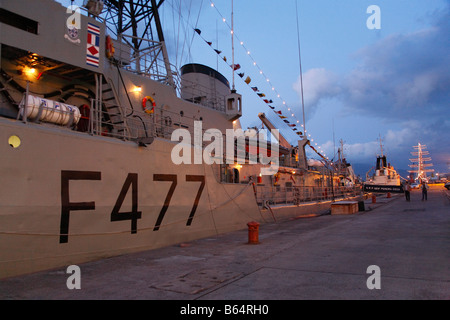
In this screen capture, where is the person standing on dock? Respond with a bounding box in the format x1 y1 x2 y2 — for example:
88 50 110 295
404 182 411 201
421 181 429 201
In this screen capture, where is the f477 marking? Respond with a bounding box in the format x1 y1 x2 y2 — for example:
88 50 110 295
59 170 205 243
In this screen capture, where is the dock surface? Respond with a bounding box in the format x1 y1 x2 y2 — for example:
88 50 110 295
1 188 449 301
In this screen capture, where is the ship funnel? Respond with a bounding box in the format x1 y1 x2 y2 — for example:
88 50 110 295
180 63 241 119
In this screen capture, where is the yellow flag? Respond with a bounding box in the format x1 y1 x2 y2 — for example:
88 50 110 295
244 76 251 84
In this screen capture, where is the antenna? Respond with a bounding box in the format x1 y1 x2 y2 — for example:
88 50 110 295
231 0 235 91
332 118 335 159
378 134 384 157
295 0 306 136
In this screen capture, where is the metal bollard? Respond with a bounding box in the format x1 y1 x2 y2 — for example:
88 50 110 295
387 192 391 198
247 221 260 244
372 194 376 203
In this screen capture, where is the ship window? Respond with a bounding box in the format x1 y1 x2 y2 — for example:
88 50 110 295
0 8 38 35
227 98 234 110
8 135 21 148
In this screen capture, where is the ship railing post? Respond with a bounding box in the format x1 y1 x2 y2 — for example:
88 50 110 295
89 98 94 135
94 73 100 135
99 74 103 136
153 105 156 137
21 80 30 123
92 98 96 135
94 75 97 135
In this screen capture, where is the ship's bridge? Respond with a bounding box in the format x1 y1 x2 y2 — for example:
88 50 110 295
180 63 242 120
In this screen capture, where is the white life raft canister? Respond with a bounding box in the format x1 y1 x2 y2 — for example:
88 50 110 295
21 94 81 125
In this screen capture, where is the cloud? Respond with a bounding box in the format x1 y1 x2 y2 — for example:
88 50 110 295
342 5 450 121
347 141 379 159
298 3 450 171
292 68 341 117
329 140 379 162
293 3 449 122
314 139 379 163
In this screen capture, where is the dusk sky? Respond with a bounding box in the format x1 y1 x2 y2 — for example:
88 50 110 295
60 0 450 175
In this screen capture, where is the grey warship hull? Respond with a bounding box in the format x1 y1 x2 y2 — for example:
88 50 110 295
0 0 360 278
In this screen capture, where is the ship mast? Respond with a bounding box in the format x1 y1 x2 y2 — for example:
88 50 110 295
101 0 174 87
378 135 384 157
408 142 434 181
231 0 235 91
150 0 174 88
295 0 306 136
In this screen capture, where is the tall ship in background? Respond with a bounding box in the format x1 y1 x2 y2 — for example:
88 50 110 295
0 0 360 278
408 142 434 182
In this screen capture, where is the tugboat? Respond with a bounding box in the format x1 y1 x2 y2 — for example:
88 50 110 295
364 139 403 193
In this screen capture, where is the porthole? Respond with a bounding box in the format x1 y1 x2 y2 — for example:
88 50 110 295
8 135 21 148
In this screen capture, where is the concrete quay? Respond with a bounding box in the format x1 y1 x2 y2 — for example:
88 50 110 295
1 188 449 301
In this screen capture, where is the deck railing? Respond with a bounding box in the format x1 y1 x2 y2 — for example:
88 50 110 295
255 184 363 207
88 98 203 142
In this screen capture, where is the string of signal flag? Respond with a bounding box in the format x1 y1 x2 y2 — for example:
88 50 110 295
193 1 330 162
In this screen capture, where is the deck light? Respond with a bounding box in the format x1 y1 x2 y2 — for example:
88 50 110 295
23 67 36 76
132 86 142 93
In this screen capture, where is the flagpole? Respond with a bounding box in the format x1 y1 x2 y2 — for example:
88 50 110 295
295 0 306 136
231 0 235 91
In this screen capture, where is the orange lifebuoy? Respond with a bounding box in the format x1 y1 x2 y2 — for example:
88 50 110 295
142 95 155 114
274 172 280 186
106 35 115 59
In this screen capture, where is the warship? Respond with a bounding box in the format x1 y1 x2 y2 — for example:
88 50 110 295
0 0 360 278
